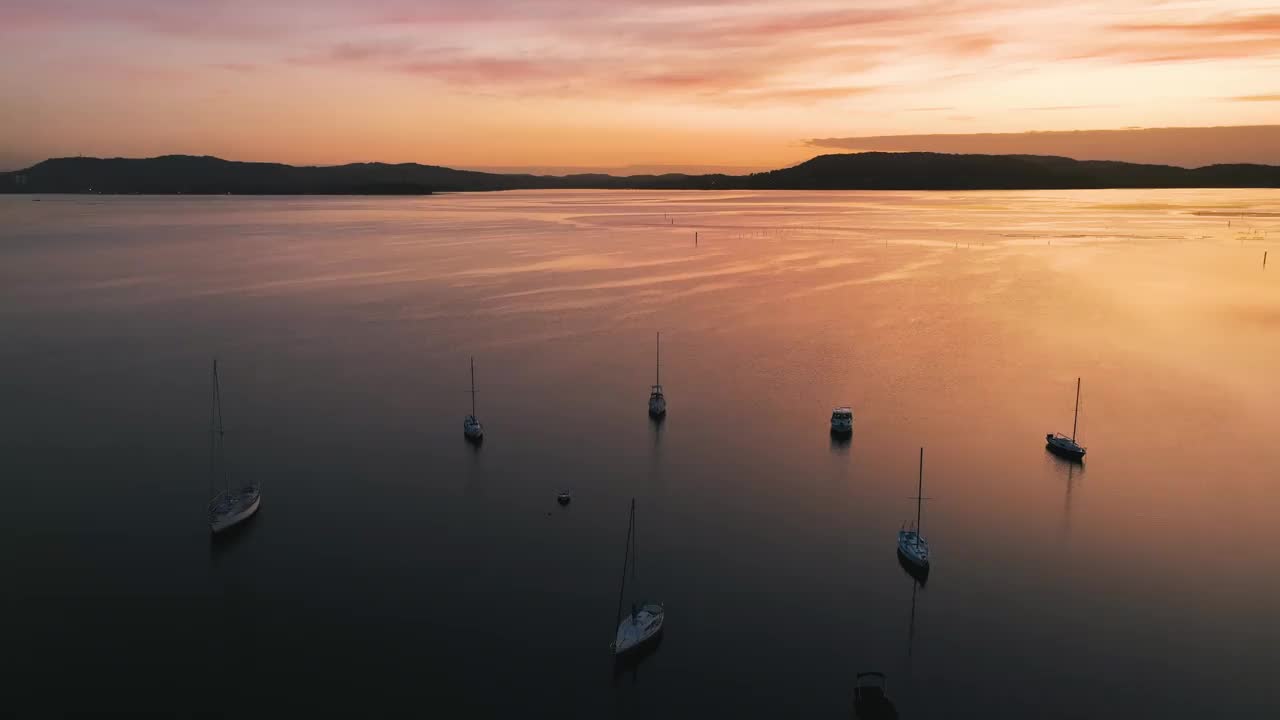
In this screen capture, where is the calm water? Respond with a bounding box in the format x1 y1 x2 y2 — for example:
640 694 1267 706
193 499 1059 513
2 190 1278 716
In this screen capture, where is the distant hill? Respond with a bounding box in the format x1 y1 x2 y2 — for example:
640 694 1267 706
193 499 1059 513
3 152 1278 194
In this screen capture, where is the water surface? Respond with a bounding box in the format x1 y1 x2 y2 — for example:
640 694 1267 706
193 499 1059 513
2 190 1278 716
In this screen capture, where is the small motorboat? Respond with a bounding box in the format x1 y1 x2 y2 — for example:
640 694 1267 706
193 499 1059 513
854 672 899 719
830 406 853 435
557 490 572 506
1045 377 1086 461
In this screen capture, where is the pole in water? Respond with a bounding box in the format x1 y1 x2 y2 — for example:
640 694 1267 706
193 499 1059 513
1265 251 1268 267
695 231 698 247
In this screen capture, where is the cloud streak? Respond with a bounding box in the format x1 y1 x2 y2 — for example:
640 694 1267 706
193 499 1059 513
4 1 1280 167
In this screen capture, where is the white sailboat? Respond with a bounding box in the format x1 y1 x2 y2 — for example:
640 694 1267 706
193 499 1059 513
896 447 930 572
612 498 664 655
1045 377 1086 461
648 332 666 418
463 356 483 442
207 360 261 534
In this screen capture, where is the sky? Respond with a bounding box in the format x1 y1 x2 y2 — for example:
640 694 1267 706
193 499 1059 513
2 0 1279 171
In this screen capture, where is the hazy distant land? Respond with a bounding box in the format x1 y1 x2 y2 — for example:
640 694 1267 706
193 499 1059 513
3 152 1279 194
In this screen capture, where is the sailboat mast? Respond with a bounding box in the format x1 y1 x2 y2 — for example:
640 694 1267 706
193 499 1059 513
916 447 924 534
655 332 660 386
209 359 216 497
615 499 635 631
213 359 226 493
470 357 477 416
1071 377 1081 442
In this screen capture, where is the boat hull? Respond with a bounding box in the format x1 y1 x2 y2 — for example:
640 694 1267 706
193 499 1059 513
210 490 261 534
897 531 930 570
831 407 854 435
613 604 665 655
648 398 666 418
464 415 483 442
854 673 899 720
1045 434 1085 461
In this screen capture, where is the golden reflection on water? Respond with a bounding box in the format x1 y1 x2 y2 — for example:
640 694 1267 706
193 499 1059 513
1 188 1277 714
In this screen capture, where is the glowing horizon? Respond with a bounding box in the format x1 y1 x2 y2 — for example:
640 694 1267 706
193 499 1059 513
3 0 1279 170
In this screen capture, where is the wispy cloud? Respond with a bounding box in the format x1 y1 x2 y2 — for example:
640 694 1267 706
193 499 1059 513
1111 12 1280 35
5 1 1280 167
1023 104 1118 111
1070 9 1280 63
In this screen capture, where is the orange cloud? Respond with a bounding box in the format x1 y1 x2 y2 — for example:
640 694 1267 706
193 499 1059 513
5 1 1280 169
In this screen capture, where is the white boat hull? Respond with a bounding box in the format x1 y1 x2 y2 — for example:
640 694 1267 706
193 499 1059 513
464 415 483 441
648 395 666 418
210 488 261 534
613 603 664 655
897 530 930 569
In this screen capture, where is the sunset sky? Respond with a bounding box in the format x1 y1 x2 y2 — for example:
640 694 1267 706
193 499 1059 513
2 0 1279 171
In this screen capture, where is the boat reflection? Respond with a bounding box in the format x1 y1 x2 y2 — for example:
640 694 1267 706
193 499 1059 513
611 632 663 683
209 507 261 560
1054 457 1082 536
829 431 852 455
853 671 899 719
896 548 929 585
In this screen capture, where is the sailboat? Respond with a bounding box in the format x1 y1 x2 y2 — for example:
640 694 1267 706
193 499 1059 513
648 332 666 418
1045 377 1086 461
612 498 665 655
463 356 483 442
207 360 261 534
896 447 930 572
